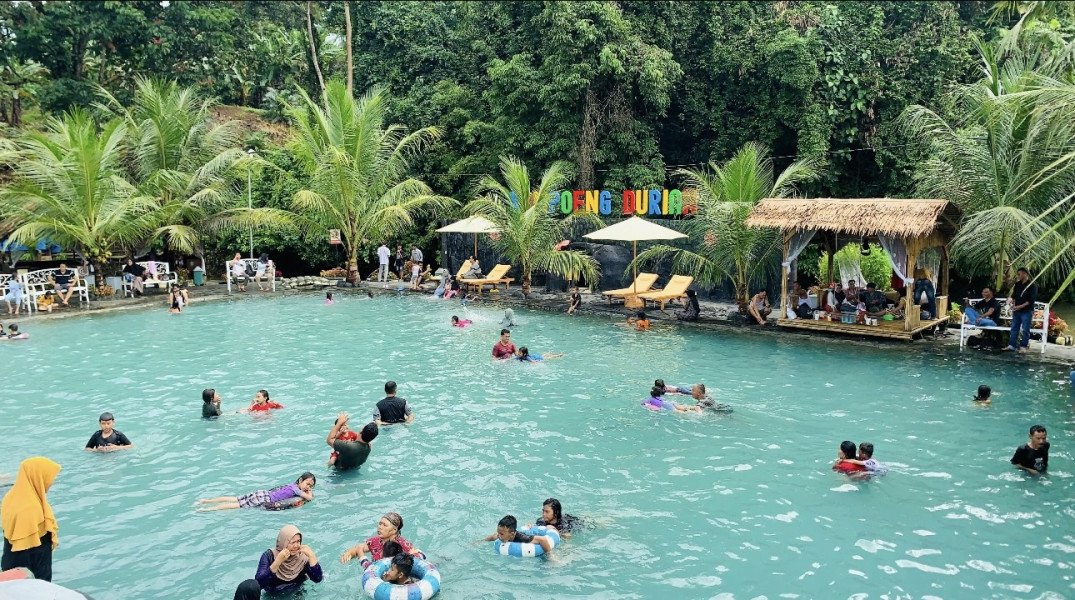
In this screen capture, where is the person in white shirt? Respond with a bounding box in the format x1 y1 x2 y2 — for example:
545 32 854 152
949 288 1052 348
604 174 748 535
377 243 390 283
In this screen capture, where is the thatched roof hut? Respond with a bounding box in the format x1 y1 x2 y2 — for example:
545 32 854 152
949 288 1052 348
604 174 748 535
745 198 960 339
745 198 958 238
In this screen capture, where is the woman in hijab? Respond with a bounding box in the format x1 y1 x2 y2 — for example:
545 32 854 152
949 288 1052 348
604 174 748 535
233 525 322 600
339 512 425 565
1 457 61 581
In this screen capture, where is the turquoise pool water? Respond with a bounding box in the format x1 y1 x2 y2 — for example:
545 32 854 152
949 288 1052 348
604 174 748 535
1 294 1072 599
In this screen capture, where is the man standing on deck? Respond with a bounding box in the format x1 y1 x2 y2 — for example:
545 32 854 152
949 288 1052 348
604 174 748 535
1005 267 1038 354
377 242 391 284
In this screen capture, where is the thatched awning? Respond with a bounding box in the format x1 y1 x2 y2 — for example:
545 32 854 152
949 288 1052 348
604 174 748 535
745 198 955 238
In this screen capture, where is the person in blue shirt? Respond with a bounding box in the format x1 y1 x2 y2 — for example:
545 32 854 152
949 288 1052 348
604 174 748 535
515 346 564 362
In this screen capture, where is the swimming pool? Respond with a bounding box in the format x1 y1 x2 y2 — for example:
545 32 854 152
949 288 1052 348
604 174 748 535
1 294 1071 599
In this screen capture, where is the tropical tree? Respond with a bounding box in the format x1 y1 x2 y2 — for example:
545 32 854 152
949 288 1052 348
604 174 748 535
288 80 457 283
97 77 274 259
632 142 822 311
902 36 1075 293
467 156 602 297
0 111 157 290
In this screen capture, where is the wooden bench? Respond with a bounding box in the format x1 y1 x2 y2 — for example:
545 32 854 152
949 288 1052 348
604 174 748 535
121 261 177 297
959 298 1049 354
22 266 90 310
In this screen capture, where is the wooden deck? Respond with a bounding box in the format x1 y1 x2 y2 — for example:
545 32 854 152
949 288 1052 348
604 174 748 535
777 316 949 341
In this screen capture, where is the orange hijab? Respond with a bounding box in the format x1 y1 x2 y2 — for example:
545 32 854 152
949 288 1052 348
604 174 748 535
1 457 61 551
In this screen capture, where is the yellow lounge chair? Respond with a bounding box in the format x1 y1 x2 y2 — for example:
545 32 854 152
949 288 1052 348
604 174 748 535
638 275 694 310
462 264 514 295
455 260 473 279
601 273 659 305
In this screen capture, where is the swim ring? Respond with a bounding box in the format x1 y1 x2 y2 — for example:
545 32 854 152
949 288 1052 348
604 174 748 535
0 567 32 581
1 333 28 340
493 526 561 557
362 557 440 600
263 496 306 511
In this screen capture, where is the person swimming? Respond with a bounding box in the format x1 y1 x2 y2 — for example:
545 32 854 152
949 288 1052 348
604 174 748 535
451 315 472 328
515 346 564 361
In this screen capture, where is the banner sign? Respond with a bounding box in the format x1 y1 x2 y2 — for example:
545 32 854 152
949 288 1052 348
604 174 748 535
511 189 698 217
328 229 341 244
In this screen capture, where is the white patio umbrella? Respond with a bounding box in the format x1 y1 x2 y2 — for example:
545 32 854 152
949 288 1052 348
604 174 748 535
437 216 501 258
584 216 687 308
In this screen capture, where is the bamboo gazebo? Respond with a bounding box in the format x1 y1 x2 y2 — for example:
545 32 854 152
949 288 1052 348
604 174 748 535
745 198 960 340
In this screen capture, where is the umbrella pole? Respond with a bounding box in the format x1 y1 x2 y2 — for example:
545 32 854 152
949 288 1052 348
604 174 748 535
473 233 478 259
625 240 643 309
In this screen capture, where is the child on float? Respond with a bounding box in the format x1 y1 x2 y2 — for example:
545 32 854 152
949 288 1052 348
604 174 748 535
195 472 315 511
482 515 557 553
4 323 27 340
514 346 564 362
641 386 699 413
380 553 416 585
450 315 472 328
249 389 284 411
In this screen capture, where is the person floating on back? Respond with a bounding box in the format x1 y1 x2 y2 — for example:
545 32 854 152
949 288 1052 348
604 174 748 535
84 412 133 452
195 472 315 512
1011 425 1049 475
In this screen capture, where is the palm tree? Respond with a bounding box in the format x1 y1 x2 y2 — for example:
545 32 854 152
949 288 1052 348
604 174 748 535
467 156 602 297
901 36 1075 293
0 111 157 290
96 77 273 258
631 142 821 312
288 81 457 283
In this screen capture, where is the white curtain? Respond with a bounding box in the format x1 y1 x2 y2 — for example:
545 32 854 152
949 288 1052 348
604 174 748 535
782 230 817 268
916 248 940 288
836 252 866 289
877 235 912 286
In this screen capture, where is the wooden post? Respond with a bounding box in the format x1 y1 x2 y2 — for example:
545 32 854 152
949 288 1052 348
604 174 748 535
780 232 791 321
904 237 918 331
825 233 834 286
940 245 950 296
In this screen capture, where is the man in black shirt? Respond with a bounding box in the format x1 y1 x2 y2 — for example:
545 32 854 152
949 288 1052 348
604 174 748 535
1005 268 1038 354
966 286 1001 326
1011 424 1049 475
84 412 133 452
122 258 148 297
373 380 414 425
326 413 378 470
49 263 79 306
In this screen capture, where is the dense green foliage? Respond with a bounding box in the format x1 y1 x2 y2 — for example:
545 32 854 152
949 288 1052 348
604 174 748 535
1 1 1073 299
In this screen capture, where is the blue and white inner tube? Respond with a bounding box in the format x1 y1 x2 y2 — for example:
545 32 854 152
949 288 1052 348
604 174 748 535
362 557 440 600
493 525 561 557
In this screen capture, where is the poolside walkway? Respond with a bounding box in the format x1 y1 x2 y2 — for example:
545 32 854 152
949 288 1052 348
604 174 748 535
7 277 1073 369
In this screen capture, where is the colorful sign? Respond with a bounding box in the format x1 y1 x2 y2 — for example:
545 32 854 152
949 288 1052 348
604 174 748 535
510 189 698 217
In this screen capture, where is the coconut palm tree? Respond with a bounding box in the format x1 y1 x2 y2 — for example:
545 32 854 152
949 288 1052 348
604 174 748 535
0 110 157 290
288 80 457 283
631 142 821 312
467 156 602 297
96 77 278 259
902 36 1075 293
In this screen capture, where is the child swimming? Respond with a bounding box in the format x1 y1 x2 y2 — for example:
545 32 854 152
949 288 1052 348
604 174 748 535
195 472 315 512
481 515 557 554
451 315 472 328
325 292 334 305
515 346 564 361
974 384 991 404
